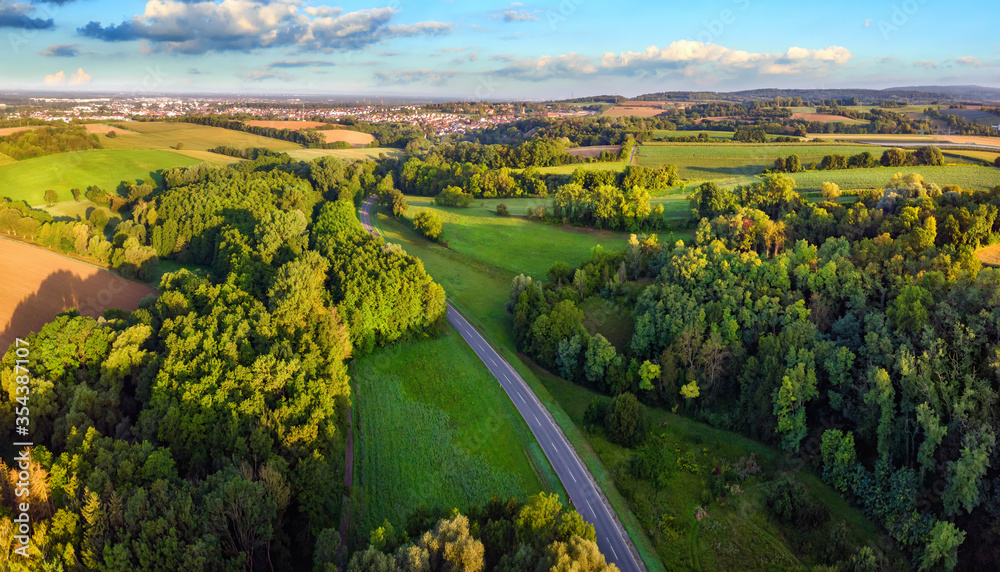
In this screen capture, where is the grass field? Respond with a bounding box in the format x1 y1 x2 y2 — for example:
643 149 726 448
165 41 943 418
652 130 803 142
351 329 554 536
0 149 204 205
173 149 243 166
0 152 15 166
637 143 890 181
39 199 117 222
788 164 1000 192
285 147 404 162
101 121 301 152
405 196 633 278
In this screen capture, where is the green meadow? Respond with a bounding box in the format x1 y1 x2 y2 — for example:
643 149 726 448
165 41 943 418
351 329 557 538
0 149 204 205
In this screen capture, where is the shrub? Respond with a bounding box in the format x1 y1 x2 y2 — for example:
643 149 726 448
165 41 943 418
763 476 829 530
606 392 647 448
413 211 443 241
583 397 611 427
496 203 509 216
105 130 117 138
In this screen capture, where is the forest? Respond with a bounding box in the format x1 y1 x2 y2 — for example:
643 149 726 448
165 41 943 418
0 153 450 569
0 125 102 160
511 172 1000 570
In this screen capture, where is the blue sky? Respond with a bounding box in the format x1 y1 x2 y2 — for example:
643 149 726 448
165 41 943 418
2 0 996 98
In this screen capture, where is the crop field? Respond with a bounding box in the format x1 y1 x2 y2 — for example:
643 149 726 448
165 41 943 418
637 143 890 181
533 160 629 175
318 128 376 146
405 196 633 278
788 164 1000 192
351 329 550 535
243 120 327 130
976 244 1000 267
100 120 301 152
0 237 156 354
789 112 868 125
173 149 243 166
285 147 403 162
939 108 1000 126
604 103 667 117
0 149 203 206
944 149 1000 164
567 145 621 158
533 366 903 571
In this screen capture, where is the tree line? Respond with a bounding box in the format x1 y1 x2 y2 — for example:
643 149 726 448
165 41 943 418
0 124 102 160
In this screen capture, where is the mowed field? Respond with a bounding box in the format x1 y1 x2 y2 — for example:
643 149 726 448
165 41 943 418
405 196 633 278
100 121 302 152
945 149 1000 164
638 143 890 181
351 329 552 536
0 237 156 354
567 144 621 158
0 149 204 206
318 128 375 145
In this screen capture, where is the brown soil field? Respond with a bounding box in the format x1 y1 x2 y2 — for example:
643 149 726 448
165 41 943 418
83 123 132 135
319 129 376 145
567 145 621 158
0 126 43 136
976 244 1000 267
0 238 156 354
604 105 666 117
244 120 328 130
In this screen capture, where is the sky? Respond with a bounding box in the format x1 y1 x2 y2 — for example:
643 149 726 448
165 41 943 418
1 0 997 99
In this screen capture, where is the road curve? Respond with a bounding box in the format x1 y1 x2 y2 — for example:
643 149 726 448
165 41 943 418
359 196 645 572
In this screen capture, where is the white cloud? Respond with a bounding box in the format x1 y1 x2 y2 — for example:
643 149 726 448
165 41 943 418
43 68 92 85
69 68 92 84
953 56 983 67
79 0 454 54
600 41 852 77
43 70 66 84
914 60 938 69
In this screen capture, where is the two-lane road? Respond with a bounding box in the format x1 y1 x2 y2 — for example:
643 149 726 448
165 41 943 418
359 196 644 572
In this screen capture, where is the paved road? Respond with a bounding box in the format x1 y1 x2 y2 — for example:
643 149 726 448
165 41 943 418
359 196 644 572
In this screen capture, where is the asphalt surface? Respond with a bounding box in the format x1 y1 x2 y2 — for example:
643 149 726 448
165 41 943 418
359 196 645 572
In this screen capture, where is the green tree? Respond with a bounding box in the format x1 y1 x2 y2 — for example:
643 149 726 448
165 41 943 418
413 211 443 241
915 145 943 166
44 188 59 205
919 520 965 571
881 148 908 167
820 429 858 493
638 360 660 391
942 429 996 515
821 181 842 201
915 403 947 479
584 334 617 388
